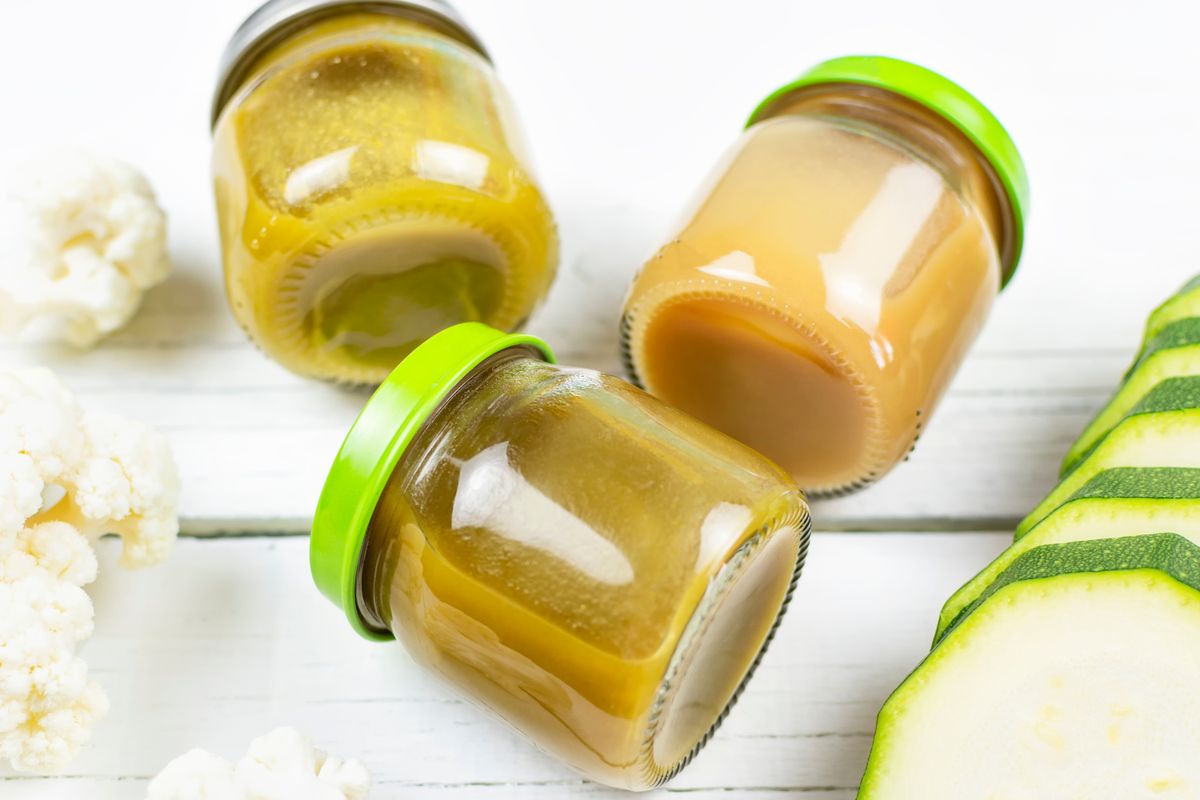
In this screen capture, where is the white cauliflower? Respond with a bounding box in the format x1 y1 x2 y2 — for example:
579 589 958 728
0 368 179 773
0 368 180 568
147 727 372 800
0 522 107 773
0 150 171 347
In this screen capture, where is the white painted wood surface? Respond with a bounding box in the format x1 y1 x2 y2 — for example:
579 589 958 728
2 0 1199 796
3 533 1010 799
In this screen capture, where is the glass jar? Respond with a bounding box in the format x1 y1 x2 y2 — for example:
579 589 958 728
621 56 1028 496
310 323 810 790
211 0 558 383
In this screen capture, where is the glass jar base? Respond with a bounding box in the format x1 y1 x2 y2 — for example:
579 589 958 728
259 213 516 384
623 293 888 495
636 501 810 789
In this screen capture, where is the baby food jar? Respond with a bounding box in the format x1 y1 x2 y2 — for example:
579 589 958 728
311 323 810 790
621 56 1028 495
211 0 558 383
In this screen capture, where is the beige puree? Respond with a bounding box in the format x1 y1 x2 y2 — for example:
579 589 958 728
622 86 1014 494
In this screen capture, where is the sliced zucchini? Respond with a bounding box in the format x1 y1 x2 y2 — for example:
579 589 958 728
1146 272 1200 342
936 467 1200 642
1063 318 1200 474
1017 376 1200 538
859 534 1200 800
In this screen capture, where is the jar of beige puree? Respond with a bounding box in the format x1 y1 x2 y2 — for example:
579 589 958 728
621 56 1029 496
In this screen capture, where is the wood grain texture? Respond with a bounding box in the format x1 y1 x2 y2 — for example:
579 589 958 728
0 533 1009 798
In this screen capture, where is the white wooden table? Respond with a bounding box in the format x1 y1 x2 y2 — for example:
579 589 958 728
2 1 1197 796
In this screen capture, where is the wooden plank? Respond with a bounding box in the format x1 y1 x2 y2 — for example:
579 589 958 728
0 532 1009 797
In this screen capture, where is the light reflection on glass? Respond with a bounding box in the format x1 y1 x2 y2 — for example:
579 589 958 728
695 502 754 569
450 442 636 586
415 139 491 191
818 161 943 332
283 145 358 205
697 250 770 287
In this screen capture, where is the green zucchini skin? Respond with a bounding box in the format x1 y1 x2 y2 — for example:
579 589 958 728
935 468 1200 642
939 533 1200 642
1062 318 1200 474
1146 272 1200 341
859 534 1200 800
1127 317 1200 378
936 527 1200 647
1106 372 1200 416
1069 465 1200 499
1018 376 1200 538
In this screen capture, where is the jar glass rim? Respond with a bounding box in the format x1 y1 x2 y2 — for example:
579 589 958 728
747 56 1029 288
211 0 491 129
309 323 555 640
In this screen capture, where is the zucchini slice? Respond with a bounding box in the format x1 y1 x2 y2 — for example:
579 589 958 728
1017 376 1200 538
860 534 1200 800
1063 318 1200 474
936 467 1200 642
1146 273 1200 342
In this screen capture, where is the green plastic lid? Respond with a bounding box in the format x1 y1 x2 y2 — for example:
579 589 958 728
309 322 556 640
747 55 1029 288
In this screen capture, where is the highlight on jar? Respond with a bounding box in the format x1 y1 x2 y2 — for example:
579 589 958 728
621 56 1029 496
310 323 811 791
210 0 559 384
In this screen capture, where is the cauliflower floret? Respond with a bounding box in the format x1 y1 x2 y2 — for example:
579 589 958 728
0 150 171 347
146 749 244 799
0 368 179 773
0 454 43 537
0 521 98 587
71 408 180 567
147 728 372 800
236 727 371 800
0 367 180 568
0 522 107 774
0 370 87 539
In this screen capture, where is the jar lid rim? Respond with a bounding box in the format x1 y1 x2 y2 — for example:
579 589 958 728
747 55 1030 289
210 0 490 129
310 323 556 641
